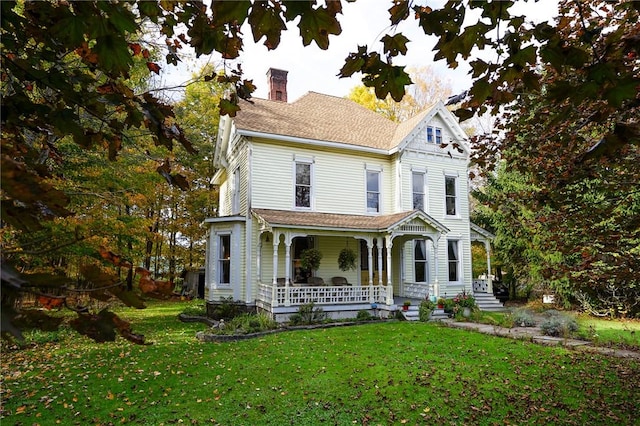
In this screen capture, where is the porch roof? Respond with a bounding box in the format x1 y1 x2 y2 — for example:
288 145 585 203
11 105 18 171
252 209 449 234
470 222 495 241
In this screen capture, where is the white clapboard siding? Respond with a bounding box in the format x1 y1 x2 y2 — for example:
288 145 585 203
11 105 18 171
251 141 395 215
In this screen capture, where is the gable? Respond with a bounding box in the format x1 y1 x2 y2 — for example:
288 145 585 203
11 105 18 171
396 102 470 158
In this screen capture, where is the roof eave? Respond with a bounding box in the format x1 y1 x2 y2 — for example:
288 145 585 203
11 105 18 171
237 129 390 156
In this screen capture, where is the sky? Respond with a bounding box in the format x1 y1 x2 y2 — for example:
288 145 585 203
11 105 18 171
162 0 559 102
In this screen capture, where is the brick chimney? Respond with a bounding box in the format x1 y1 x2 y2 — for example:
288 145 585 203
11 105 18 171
267 68 288 102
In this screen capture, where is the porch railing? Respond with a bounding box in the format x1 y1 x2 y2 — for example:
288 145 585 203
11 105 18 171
402 282 433 300
257 283 393 307
473 279 489 293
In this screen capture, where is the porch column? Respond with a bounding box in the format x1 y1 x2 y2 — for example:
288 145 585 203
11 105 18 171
376 237 383 286
485 241 492 293
284 235 292 285
367 238 374 302
385 236 394 305
433 237 440 298
284 235 292 307
272 232 279 307
256 238 262 282
367 239 374 286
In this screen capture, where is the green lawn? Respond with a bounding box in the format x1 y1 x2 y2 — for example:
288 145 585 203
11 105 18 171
2 301 639 425
576 315 640 350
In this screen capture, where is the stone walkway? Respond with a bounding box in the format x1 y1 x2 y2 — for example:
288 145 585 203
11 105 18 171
440 319 640 360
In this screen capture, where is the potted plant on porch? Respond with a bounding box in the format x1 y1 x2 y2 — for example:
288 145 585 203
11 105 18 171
437 297 446 309
300 248 323 272
402 300 411 311
337 247 357 271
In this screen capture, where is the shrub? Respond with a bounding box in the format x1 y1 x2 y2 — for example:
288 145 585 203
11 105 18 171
540 311 578 337
209 296 241 320
419 299 436 322
289 302 326 325
356 310 372 321
216 313 278 335
511 308 537 327
181 299 206 316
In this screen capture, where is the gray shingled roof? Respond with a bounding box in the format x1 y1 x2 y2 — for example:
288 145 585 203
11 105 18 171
234 92 417 150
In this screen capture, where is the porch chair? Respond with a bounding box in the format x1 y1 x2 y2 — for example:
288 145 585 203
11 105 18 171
331 276 350 286
307 276 325 286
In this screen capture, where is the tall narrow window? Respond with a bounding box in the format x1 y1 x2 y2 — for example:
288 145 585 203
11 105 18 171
445 176 457 216
426 127 434 143
414 240 428 283
219 234 231 284
435 127 442 144
366 170 380 213
447 240 459 282
232 168 240 214
295 162 311 208
412 172 425 211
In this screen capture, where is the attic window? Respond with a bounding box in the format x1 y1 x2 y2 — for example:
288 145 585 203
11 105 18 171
426 126 442 144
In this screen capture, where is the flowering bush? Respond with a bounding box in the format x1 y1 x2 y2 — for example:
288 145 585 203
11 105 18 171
453 292 476 309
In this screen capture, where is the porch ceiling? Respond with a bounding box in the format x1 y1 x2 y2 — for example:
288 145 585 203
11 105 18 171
252 208 448 234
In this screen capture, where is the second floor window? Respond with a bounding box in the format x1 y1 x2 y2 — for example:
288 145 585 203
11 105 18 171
445 175 457 216
366 170 380 213
435 127 442 144
412 172 425 211
295 162 312 208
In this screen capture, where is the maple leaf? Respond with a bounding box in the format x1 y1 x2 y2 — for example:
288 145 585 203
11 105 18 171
248 1 286 49
146 62 161 74
296 5 342 50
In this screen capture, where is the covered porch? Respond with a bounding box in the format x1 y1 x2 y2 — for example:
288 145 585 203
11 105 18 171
252 209 449 317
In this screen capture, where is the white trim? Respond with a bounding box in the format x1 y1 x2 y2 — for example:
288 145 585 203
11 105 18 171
238 129 389 155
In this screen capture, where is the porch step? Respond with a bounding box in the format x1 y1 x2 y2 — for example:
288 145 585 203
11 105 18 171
473 292 506 312
401 306 420 321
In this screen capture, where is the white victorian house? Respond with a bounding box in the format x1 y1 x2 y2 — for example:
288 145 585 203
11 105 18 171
204 68 497 321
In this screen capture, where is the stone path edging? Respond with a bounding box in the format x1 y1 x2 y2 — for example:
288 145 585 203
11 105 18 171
439 319 640 360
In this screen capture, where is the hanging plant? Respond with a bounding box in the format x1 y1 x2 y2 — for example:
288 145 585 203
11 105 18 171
338 247 357 271
300 248 323 271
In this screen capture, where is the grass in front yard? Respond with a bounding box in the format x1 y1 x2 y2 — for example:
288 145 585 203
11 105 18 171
2 301 639 425
576 315 640 351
